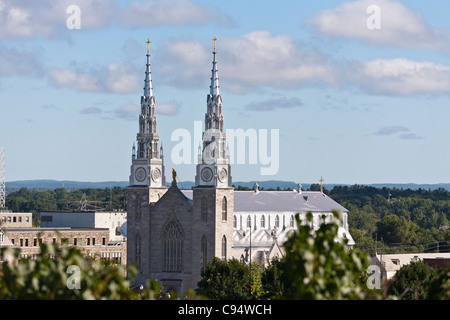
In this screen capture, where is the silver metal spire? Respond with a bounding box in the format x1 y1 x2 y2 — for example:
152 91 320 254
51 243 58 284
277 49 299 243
143 39 153 98
210 36 220 97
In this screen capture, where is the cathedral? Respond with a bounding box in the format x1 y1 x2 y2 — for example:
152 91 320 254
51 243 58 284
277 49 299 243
126 38 354 294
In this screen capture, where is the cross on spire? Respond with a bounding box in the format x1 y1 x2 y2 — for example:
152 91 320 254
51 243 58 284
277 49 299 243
212 35 217 51
318 176 325 193
146 38 151 53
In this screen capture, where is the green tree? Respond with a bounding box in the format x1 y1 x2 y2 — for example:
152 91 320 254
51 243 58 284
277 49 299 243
0 240 161 300
197 257 252 300
281 212 381 299
260 257 288 299
377 214 420 244
387 261 438 300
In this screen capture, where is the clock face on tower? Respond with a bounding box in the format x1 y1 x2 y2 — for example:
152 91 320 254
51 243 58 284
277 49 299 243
151 168 161 183
135 167 146 182
218 168 227 182
201 167 213 182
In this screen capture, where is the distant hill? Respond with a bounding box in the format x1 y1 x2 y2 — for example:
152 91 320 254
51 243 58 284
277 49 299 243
5 179 450 193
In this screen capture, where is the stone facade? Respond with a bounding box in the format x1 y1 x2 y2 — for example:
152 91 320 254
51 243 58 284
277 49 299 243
1 227 126 265
0 210 32 228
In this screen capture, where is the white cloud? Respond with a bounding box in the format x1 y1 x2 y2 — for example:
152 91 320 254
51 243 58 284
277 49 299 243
345 58 450 95
0 0 231 39
159 31 337 93
120 0 231 27
50 63 140 93
307 0 450 52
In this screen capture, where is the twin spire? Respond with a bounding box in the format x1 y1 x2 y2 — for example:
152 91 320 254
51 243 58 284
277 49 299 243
210 35 220 97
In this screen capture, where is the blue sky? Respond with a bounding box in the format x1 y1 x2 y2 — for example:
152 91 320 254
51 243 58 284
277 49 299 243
0 0 449 185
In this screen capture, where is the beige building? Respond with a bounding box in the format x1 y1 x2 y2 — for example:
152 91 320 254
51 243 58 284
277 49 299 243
0 227 126 264
0 209 32 228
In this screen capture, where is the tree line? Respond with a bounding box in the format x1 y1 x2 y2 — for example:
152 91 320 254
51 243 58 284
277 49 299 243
5 184 449 253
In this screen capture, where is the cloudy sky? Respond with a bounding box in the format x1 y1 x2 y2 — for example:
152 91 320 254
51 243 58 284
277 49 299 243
0 0 449 185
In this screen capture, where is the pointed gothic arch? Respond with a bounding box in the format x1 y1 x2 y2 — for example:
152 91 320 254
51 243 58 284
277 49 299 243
201 236 207 273
221 235 227 260
163 221 183 272
221 196 227 221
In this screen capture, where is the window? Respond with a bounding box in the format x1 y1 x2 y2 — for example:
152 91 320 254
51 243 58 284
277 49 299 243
221 235 227 260
246 216 251 228
26 216 29 222
261 216 265 228
25 239 29 247
201 197 207 222
163 222 183 272
87 238 90 246
92 238 95 245
136 234 141 269
222 197 227 221
290 215 295 228
74 238 78 246
233 215 237 228
7 216 11 222
20 239 23 247
13 216 16 223
275 215 280 228
102 237 106 245
19 217 22 223
201 236 207 272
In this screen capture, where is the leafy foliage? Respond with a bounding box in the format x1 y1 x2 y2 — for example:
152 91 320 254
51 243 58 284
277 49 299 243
0 240 161 300
280 212 382 299
197 257 252 300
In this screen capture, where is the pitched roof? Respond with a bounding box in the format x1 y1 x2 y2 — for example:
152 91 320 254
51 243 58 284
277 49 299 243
181 190 347 213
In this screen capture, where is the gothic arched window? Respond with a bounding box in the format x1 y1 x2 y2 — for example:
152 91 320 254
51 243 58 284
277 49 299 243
222 197 227 221
163 221 183 272
260 215 265 228
201 236 207 273
246 216 251 228
201 197 208 222
275 215 280 228
290 215 295 228
221 235 227 260
135 234 141 271
233 215 237 228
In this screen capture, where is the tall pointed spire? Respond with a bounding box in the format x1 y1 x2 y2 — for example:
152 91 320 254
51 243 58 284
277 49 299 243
144 39 153 98
129 38 166 188
210 36 220 97
196 35 231 188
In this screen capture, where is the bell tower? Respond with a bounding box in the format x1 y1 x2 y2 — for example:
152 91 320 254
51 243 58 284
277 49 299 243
195 36 232 188
129 39 166 191
127 40 168 285
193 37 234 275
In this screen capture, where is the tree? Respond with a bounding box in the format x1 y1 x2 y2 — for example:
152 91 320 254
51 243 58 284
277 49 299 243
197 257 252 300
260 257 288 299
376 215 419 244
0 240 161 300
281 212 382 299
387 261 438 300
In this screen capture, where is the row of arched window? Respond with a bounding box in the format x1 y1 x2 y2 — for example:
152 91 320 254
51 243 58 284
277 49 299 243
233 214 296 230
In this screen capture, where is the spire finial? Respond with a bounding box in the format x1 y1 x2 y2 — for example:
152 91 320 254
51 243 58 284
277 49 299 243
319 176 325 193
146 38 151 54
212 35 217 51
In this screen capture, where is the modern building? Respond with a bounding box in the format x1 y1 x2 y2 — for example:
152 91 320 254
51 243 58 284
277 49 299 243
40 210 127 242
125 38 354 294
